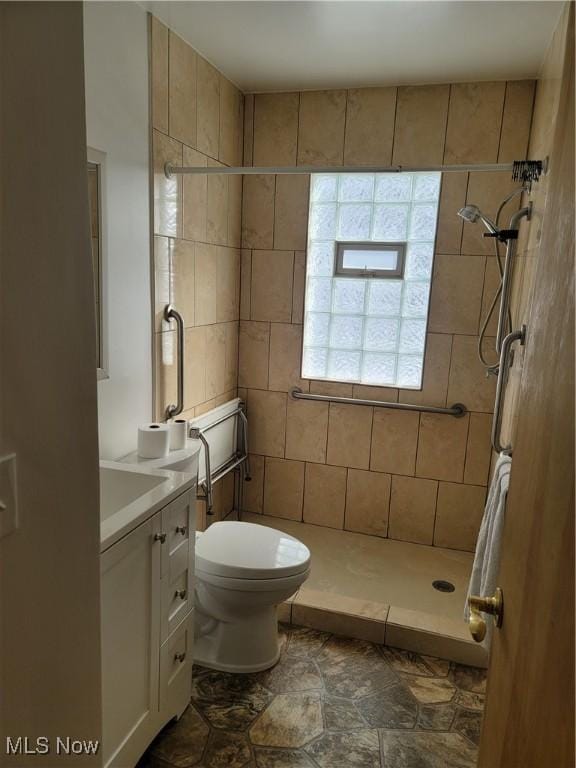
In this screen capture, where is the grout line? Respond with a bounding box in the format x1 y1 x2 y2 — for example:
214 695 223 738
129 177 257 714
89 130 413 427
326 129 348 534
389 86 399 164
461 408 472 484
495 81 507 163
295 91 301 166
431 475 441 545
301 462 308 522
341 89 348 165
440 83 451 163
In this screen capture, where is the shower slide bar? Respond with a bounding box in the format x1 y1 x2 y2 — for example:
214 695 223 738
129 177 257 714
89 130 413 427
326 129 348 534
290 387 467 417
165 162 515 178
163 304 184 419
190 405 251 516
491 325 526 455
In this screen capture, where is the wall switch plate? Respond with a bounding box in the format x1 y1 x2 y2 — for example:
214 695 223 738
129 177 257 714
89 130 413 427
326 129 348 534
0 453 18 539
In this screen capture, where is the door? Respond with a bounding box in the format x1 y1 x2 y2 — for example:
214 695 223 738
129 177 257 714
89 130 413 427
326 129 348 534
477 18 575 768
101 513 162 768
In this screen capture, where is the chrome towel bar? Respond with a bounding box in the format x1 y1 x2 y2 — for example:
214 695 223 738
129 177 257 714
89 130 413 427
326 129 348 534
163 304 184 420
290 388 467 417
492 325 526 454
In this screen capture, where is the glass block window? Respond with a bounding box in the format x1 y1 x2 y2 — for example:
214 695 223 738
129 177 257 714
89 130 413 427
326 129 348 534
302 172 441 389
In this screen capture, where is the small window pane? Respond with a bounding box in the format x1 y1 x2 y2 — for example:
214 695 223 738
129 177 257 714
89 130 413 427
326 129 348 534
405 242 434 280
397 355 424 387
364 318 399 352
413 174 441 201
328 349 361 381
373 204 409 239
304 312 331 347
399 318 427 354
311 175 338 202
340 173 375 202
330 315 364 348
307 277 333 312
409 203 438 240
341 248 399 272
338 204 372 239
367 281 403 316
332 279 366 314
309 203 337 239
375 174 412 202
308 242 334 276
362 352 397 385
303 347 328 378
401 282 430 318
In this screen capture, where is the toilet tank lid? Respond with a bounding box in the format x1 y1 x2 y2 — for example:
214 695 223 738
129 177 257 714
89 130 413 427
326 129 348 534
195 521 311 580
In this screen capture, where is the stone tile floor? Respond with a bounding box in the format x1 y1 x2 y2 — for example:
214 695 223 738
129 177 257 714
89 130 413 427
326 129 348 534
140 624 486 768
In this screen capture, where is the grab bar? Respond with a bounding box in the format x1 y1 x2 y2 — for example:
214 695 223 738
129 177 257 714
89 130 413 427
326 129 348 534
495 206 531 356
189 428 213 513
189 403 250 515
491 325 526 454
164 304 184 419
290 388 467 417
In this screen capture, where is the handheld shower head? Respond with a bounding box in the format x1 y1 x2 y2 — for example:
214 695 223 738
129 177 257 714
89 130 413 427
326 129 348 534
457 205 499 235
458 205 481 223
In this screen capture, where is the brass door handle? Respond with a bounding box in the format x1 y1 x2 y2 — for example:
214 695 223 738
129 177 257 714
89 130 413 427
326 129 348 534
467 587 504 643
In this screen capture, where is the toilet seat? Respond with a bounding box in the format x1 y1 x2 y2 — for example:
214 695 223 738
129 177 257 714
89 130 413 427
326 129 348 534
195 568 310 592
195 521 311 580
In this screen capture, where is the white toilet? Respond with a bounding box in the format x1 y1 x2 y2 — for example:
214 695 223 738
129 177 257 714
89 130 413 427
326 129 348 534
194 521 311 673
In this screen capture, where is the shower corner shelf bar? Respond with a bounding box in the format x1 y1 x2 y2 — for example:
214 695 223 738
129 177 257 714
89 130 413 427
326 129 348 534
290 387 467 418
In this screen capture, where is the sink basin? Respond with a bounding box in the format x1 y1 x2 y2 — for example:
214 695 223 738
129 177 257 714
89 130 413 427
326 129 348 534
100 466 167 522
99 460 196 551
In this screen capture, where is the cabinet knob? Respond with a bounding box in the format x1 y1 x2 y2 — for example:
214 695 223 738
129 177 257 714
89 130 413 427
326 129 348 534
174 589 187 600
174 652 186 663
154 532 167 544
175 525 187 536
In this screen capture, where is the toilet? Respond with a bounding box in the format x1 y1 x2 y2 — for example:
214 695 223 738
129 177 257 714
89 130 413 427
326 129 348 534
194 521 311 673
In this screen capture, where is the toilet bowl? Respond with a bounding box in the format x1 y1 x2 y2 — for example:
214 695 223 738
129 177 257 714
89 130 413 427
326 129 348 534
194 521 311 673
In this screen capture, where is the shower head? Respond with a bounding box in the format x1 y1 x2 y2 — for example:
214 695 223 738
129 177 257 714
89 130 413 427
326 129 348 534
458 205 499 235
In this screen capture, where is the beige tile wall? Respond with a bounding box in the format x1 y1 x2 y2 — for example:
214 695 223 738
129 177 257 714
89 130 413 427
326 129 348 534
239 80 535 552
149 11 538 549
150 16 244 527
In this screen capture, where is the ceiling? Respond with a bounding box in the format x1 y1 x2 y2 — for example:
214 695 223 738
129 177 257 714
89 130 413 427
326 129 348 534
144 1 563 92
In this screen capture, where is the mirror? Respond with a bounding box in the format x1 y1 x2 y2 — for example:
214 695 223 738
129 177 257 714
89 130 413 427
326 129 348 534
87 148 106 377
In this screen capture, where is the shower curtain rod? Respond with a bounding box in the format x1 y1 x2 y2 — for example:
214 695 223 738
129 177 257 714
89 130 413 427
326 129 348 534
164 162 514 178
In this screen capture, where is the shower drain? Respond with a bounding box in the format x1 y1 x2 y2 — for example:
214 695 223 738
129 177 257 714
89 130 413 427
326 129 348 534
432 579 455 593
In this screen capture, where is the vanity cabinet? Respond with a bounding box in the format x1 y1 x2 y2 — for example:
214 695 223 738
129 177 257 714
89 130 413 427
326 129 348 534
101 487 196 768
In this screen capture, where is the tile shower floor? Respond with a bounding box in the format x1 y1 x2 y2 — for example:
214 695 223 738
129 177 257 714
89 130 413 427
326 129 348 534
141 625 485 768
243 514 484 667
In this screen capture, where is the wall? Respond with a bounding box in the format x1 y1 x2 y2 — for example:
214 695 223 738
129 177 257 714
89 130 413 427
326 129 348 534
0 2 102 762
150 16 244 526
84 2 153 460
239 80 535 552
500 2 572 448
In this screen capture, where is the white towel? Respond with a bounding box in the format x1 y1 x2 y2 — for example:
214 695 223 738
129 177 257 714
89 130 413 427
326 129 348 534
464 453 512 647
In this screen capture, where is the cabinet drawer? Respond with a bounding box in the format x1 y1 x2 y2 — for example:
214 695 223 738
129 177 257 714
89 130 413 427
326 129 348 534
161 489 195 580
161 564 193 642
160 611 194 720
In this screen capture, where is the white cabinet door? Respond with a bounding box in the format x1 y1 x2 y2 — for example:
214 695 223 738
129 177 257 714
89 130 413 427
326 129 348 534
101 512 162 768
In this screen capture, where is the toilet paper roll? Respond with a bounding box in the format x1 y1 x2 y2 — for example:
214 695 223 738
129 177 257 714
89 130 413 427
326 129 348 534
169 419 188 451
137 423 170 459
